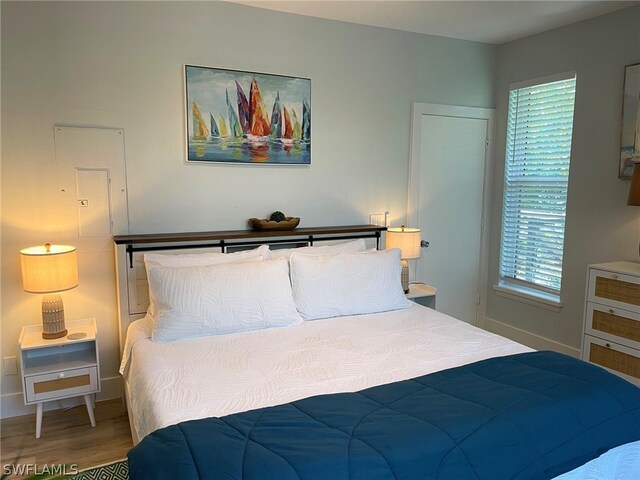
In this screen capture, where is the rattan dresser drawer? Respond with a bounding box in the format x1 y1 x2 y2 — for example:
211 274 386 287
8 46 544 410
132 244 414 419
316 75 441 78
25 366 98 403
582 262 640 385
588 269 640 312
583 335 640 385
585 302 640 350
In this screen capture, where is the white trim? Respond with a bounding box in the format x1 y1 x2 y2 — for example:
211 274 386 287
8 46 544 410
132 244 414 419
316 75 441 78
408 103 495 327
480 315 580 358
0 375 122 419
493 282 562 312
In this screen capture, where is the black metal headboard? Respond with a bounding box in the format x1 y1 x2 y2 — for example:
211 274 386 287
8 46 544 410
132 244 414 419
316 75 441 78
113 225 387 268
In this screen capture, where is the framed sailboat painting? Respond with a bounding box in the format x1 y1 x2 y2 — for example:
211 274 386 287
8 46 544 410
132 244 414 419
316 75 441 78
184 65 311 165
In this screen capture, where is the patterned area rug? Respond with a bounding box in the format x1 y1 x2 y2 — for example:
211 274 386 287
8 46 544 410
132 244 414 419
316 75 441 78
73 459 128 480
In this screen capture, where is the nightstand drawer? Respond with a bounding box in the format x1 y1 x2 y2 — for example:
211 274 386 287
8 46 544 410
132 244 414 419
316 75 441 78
583 335 640 385
585 302 640 349
25 366 98 403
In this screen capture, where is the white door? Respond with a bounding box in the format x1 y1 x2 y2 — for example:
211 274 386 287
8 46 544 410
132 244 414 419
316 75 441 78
408 104 494 325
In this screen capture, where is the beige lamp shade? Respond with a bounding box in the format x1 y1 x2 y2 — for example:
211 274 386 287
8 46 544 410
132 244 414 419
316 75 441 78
628 163 640 206
386 227 421 260
20 244 79 293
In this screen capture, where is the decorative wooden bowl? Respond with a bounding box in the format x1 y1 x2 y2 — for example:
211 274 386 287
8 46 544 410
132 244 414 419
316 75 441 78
249 217 300 231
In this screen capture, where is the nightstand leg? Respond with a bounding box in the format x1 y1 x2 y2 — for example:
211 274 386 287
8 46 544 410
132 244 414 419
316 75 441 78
35 403 43 438
84 394 96 427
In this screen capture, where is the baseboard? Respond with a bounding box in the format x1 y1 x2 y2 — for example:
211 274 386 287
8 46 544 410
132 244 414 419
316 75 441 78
481 315 582 358
0 375 123 419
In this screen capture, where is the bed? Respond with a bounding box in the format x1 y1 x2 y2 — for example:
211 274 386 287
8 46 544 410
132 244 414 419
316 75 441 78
113 227 640 479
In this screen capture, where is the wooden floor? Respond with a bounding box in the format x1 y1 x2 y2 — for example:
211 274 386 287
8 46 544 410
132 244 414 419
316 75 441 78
1 399 133 472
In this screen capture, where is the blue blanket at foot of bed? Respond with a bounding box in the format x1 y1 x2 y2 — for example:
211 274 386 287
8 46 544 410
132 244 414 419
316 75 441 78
128 351 640 480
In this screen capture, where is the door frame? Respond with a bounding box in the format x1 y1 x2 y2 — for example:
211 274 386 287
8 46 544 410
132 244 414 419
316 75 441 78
407 103 495 326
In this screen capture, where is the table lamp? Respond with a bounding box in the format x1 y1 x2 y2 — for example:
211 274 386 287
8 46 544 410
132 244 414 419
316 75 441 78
20 243 78 339
386 226 421 293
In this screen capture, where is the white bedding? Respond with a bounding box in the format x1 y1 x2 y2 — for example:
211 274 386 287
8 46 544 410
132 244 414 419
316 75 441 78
120 303 532 440
120 303 640 479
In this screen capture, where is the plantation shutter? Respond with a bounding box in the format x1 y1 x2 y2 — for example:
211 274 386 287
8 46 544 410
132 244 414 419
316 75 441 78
499 74 577 293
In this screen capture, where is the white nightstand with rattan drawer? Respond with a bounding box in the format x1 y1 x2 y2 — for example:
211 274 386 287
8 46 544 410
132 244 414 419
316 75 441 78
19 318 100 438
581 262 640 386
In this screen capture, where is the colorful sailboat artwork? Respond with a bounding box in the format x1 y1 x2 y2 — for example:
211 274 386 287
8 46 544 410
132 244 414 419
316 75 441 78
185 65 311 164
248 78 272 142
226 89 243 138
302 98 310 142
192 101 209 140
270 92 282 139
292 109 302 141
281 106 293 145
217 114 229 138
209 114 219 138
236 81 250 135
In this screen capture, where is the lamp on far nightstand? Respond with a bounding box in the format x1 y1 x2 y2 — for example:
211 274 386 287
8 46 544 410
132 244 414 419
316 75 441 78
386 226 421 294
20 243 78 339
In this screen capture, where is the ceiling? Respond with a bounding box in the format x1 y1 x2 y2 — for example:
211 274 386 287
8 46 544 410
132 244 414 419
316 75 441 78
229 1 638 44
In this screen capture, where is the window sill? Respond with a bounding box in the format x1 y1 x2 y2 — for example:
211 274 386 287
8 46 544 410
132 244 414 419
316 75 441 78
493 282 562 312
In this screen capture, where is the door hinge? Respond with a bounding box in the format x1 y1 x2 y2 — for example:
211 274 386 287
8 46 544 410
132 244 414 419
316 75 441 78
476 293 481 305
485 138 489 150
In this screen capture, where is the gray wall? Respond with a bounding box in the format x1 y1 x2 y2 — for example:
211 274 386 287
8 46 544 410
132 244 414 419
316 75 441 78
484 6 640 352
0 1 495 411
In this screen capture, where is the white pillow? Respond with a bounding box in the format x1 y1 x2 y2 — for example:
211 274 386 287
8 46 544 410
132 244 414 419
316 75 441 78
144 244 268 271
144 245 268 317
267 238 367 260
148 257 302 342
290 248 412 321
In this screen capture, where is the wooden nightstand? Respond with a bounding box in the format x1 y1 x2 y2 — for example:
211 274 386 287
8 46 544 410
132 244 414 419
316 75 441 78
406 283 437 309
19 318 100 438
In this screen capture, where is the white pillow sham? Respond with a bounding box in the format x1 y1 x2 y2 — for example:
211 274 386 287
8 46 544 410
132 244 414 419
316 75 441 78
144 244 268 270
148 257 302 342
290 248 412 321
267 238 367 260
144 245 267 317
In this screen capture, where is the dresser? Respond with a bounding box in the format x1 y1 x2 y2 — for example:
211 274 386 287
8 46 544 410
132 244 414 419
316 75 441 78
581 262 640 386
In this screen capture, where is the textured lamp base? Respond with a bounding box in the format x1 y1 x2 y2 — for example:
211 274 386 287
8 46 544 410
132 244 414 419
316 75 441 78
42 330 68 340
401 259 409 294
41 294 67 339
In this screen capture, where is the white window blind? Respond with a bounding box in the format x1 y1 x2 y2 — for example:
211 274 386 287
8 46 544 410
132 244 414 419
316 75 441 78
499 74 576 294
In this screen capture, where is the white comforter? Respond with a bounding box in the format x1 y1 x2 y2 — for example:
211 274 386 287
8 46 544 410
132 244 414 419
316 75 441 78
120 303 640 479
121 304 531 439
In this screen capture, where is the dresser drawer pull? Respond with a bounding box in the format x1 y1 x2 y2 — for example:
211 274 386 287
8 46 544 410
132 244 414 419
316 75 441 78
611 274 618 280
58 373 65 379
608 309 615 314
605 343 611 348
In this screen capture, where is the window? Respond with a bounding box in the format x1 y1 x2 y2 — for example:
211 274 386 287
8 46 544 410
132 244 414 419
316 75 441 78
498 73 577 302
